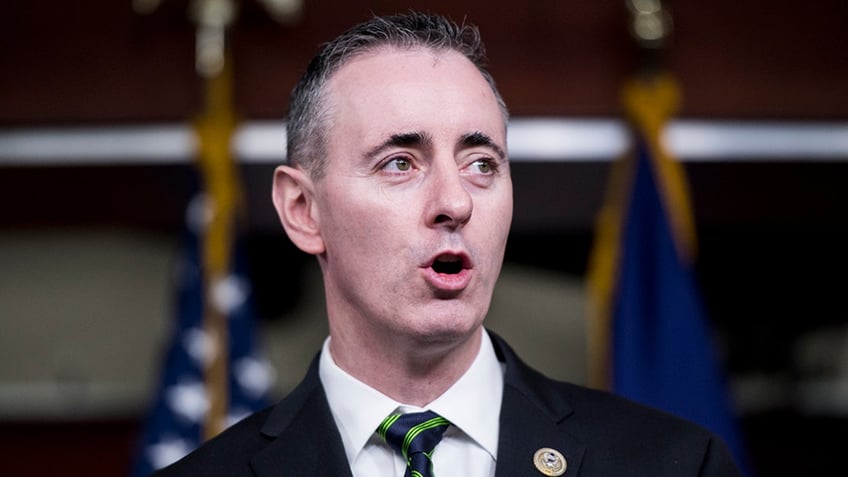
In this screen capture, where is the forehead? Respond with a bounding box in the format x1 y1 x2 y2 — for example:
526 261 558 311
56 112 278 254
322 47 506 151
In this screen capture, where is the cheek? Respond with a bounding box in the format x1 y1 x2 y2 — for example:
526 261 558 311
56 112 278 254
320 189 403 260
478 190 513 234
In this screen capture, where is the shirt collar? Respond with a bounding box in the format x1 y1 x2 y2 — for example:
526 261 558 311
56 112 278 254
319 337 400 465
319 328 504 464
428 329 503 458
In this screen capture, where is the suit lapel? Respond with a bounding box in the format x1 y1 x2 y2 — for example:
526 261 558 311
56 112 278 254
250 356 353 477
491 332 586 477
247 334 587 477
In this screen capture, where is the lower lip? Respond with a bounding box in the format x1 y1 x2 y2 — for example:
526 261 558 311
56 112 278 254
421 267 472 292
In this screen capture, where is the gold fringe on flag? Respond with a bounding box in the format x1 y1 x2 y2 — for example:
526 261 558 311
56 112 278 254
586 73 696 390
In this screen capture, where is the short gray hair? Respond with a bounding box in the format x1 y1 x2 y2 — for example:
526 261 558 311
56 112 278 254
286 11 509 178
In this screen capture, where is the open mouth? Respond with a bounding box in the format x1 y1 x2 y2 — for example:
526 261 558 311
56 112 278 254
423 252 473 292
431 253 468 275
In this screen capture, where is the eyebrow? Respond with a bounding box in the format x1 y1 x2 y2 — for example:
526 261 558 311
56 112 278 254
364 131 432 160
363 130 506 162
460 131 506 160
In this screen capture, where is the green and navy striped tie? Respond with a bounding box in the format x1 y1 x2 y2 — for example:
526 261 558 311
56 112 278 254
377 410 451 477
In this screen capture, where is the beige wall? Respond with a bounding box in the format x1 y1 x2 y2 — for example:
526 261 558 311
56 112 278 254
0 230 587 418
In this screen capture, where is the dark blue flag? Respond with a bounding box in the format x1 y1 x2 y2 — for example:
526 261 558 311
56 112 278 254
612 140 745 459
589 75 752 475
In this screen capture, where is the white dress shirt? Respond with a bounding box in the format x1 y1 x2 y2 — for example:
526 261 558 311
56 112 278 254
319 328 504 477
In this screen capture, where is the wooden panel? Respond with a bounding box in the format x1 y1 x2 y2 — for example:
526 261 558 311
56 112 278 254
0 420 140 477
0 2 197 123
671 0 848 118
2 0 845 124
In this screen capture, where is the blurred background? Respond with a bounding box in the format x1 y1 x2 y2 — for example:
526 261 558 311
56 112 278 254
1 1 846 476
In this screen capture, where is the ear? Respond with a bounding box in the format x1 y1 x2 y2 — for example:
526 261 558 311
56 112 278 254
271 165 325 255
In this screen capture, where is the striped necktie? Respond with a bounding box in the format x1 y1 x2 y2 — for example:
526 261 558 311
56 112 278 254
377 410 451 477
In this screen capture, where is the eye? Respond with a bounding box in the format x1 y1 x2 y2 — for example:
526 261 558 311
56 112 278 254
469 158 497 175
382 156 413 172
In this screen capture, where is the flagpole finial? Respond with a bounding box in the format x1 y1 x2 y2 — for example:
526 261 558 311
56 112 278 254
137 1 304 77
625 0 673 76
258 0 304 25
190 0 238 78
626 0 673 50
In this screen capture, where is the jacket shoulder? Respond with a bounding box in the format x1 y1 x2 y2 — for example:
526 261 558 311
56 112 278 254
152 407 274 477
491 331 741 476
541 379 742 476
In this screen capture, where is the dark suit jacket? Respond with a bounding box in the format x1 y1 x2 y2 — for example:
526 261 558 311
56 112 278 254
155 332 742 476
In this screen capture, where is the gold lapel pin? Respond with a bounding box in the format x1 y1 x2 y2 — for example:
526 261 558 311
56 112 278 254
533 447 567 476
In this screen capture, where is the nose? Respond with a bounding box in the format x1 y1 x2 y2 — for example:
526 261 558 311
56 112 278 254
427 158 473 229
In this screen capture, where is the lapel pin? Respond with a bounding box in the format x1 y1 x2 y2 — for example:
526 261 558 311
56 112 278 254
533 447 567 476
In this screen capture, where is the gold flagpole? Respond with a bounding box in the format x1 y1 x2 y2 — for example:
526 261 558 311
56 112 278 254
587 0 684 391
190 0 240 440
133 0 305 445
189 0 304 441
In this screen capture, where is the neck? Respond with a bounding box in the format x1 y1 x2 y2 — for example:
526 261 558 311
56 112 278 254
328 325 483 406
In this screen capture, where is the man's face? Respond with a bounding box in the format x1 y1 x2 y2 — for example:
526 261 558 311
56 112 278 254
312 47 513 346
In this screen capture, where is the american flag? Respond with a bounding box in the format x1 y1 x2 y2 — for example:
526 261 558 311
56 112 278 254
130 194 275 476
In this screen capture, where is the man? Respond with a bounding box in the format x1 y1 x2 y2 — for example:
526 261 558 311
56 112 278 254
156 12 742 477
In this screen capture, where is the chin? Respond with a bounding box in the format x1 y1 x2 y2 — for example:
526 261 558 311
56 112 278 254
408 311 485 346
